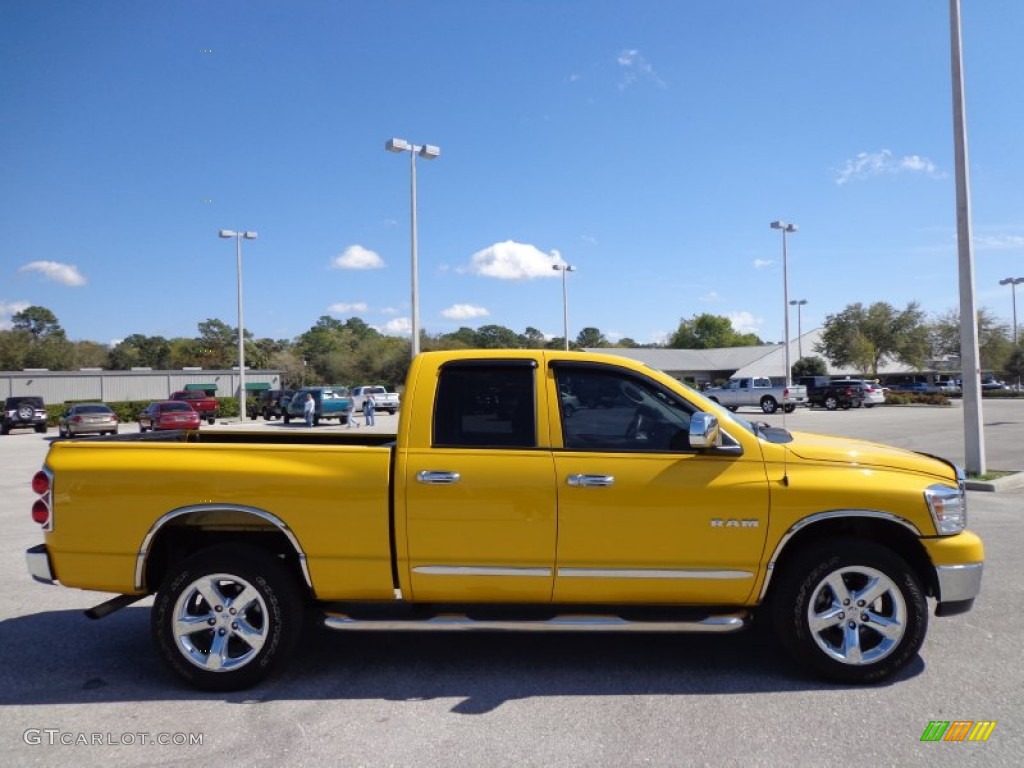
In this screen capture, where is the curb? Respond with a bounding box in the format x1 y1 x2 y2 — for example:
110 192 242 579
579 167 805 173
965 472 1024 493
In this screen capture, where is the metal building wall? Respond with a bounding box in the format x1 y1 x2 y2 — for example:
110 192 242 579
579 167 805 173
0 370 282 404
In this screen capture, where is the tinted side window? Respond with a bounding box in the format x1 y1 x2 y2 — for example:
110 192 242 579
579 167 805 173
434 364 536 448
554 366 695 452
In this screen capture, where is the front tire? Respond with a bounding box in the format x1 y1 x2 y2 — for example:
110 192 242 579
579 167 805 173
151 545 303 692
771 538 927 684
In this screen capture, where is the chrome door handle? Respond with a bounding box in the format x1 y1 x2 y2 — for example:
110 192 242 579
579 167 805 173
567 474 615 488
416 470 461 485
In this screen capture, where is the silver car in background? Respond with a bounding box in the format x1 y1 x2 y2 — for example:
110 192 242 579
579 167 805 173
58 403 119 437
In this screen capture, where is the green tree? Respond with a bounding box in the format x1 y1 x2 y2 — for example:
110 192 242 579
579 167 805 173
196 318 238 368
791 356 828 380
72 341 111 368
0 330 31 370
1004 344 1024 387
930 308 1012 373
575 327 608 348
816 302 929 375
669 313 762 349
523 327 546 348
474 324 526 349
12 306 64 339
10 306 75 369
109 334 171 369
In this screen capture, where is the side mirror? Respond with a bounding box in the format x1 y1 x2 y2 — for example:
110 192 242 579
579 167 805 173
689 412 720 449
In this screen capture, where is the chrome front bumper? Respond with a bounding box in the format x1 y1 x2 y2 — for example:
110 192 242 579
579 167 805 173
26 544 56 585
934 562 983 616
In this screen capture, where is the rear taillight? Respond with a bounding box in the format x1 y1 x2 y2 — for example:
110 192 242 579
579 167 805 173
31 469 52 530
782 388 789 397
71 416 82 423
32 471 50 495
32 499 50 526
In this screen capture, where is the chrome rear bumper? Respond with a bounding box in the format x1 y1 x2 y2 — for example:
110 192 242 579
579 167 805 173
26 544 56 585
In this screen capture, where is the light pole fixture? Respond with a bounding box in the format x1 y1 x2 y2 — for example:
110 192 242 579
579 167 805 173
218 229 258 422
789 299 808 360
770 220 798 384
552 263 576 351
386 137 441 359
999 277 1024 345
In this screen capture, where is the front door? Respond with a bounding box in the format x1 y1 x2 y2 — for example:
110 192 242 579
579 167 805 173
551 363 770 605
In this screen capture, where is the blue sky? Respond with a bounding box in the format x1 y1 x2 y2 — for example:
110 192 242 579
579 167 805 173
3 1 1023 348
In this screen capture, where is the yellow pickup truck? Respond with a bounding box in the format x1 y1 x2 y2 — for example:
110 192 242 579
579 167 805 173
25 350 983 691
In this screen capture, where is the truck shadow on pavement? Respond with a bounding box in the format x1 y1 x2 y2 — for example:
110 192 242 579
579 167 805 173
0 607 924 711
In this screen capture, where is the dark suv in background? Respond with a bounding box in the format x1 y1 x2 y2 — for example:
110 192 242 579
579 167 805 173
253 388 295 420
2 396 48 434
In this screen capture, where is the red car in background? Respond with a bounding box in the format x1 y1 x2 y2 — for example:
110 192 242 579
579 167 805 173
138 401 202 432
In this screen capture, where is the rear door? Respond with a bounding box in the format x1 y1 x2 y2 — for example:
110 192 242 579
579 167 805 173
401 360 557 602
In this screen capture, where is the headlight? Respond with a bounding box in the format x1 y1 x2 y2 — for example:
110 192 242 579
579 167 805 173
924 484 967 535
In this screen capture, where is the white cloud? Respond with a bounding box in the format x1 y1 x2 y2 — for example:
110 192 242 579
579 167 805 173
469 240 565 280
700 291 721 303
753 259 773 269
835 149 943 185
975 234 1024 250
380 317 411 336
331 245 384 270
616 49 667 90
0 300 31 330
327 302 369 314
728 311 763 334
442 304 490 320
19 261 87 286
380 306 400 316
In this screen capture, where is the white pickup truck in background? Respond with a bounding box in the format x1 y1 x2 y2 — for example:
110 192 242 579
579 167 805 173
350 385 401 414
703 376 808 414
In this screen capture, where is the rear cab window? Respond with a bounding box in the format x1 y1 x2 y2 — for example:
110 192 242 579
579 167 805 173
433 361 537 448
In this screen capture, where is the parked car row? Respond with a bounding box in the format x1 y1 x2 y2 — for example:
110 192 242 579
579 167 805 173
251 385 401 425
798 377 886 410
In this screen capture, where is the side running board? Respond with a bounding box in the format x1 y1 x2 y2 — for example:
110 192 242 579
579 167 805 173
323 611 749 633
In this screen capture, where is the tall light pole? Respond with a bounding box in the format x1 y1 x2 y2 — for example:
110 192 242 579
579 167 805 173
218 229 257 421
999 277 1024 345
950 0 984 475
770 221 798 384
386 137 440 359
552 263 576 350
789 299 808 360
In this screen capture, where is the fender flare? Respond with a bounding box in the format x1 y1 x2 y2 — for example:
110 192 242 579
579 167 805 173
134 504 312 592
758 509 923 602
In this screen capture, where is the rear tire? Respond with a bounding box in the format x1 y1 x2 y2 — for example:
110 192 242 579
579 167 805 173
824 396 839 411
771 538 927 684
151 544 303 692
760 397 778 414
783 404 796 414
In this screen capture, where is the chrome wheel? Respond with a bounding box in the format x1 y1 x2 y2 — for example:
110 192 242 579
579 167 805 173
806 565 906 665
152 545 303 691
772 538 927 683
172 573 269 672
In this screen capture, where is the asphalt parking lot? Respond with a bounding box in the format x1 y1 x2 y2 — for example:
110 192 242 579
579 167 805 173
0 403 1021 766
